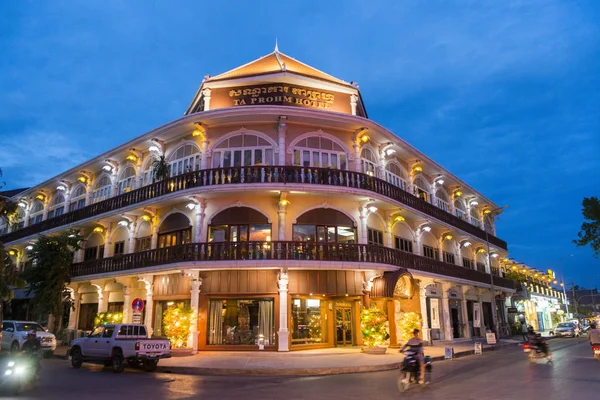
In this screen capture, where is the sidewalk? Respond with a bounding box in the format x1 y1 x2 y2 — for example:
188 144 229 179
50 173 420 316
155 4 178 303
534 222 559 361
55 338 522 376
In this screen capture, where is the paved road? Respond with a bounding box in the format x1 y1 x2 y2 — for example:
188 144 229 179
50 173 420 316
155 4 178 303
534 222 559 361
15 338 598 399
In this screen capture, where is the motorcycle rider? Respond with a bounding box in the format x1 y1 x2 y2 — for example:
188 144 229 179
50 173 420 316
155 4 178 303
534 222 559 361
400 328 426 384
527 326 551 359
588 322 600 346
20 330 41 379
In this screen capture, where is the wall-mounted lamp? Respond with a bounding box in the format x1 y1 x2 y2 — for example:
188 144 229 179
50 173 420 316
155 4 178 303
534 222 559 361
453 189 463 198
148 145 160 153
279 199 291 207
140 215 151 222
18 201 28 208
7 249 18 257
395 216 405 222
367 206 377 213
77 176 88 183
25 245 33 251
102 165 113 172
93 226 104 233
118 220 129 227
444 234 453 240
483 209 491 215
511 265 518 270
477 248 486 254
462 241 472 248
490 252 499 258
385 148 396 156
412 165 423 173
35 193 46 202
56 185 67 191
126 154 138 163
469 200 479 207
422 226 431 232
435 178 444 185
186 203 196 210
359 134 370 143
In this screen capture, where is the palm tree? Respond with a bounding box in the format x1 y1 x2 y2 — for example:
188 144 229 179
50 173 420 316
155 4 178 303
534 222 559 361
152 155 170 182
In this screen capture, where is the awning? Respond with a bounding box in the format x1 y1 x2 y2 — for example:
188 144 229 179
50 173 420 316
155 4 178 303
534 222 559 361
370 269 414 299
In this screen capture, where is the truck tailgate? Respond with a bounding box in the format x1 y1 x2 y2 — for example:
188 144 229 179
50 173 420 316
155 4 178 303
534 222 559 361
136 340 171 358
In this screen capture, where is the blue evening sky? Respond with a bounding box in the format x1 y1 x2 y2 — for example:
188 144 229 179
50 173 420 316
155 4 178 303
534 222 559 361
1 1 598 287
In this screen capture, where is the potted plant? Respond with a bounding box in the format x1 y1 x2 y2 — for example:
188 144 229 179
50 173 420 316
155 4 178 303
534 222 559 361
360 305 388 354
152 155 170 182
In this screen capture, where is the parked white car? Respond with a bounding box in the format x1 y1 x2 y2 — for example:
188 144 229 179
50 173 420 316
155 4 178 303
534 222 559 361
1 320 57 356
69 324 171 373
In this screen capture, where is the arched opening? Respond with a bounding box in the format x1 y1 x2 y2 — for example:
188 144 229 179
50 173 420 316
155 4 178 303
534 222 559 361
392 221 414 253
441 239 456 264
143 155 158 186
484 215 493 234
420 232 439 260
135 221 152 251
293 209 356 244
84 232 105 261
212 133 275 168
293 136 348 170
70 184 87 211
360 147 378 177
208 207 271 242
435 190 450 212
475 251 487 273
117 165 136 195
470 208 482 228
454 199 466 221
367 213 385 246
28 201 44 225
168 144 201 176
460 245 474 269
158 212 192 248
48 193 65 219
92 175 112 204
413 176 430 202
385 162 407 191
111 226 129 256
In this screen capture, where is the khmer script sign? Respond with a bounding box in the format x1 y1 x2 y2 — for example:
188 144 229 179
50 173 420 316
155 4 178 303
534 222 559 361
228 84 335 110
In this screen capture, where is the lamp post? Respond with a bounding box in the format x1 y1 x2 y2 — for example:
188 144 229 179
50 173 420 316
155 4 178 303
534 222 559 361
558 254 574 318
484 205 508 340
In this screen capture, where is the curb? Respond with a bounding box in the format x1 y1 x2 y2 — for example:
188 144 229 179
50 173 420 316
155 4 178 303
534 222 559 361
54 342 520 376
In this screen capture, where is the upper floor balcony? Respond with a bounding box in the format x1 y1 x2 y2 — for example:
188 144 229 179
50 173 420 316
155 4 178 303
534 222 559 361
70 240 517 290
0 165 508 250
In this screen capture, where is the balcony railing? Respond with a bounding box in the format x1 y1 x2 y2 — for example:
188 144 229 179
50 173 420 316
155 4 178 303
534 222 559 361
70 241 517 290
1 166 507 250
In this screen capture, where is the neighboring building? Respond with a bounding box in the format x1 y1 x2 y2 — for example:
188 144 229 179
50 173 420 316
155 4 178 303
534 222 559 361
0 48 517 352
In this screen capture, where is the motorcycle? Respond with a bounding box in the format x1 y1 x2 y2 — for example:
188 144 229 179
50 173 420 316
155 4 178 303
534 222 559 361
592 344 600 361
397 350 432 392
0 355 38 395
523 342 552 363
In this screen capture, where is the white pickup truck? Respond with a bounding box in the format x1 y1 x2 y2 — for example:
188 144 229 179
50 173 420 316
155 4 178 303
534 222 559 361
69 324 171 373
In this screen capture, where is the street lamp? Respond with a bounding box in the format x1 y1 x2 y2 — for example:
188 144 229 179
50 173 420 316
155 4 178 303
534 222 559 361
485 205 508 340
558 254 574 318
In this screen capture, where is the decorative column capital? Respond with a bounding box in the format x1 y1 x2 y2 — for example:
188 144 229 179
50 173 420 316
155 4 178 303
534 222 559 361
278 116 287 135
277 269 289 292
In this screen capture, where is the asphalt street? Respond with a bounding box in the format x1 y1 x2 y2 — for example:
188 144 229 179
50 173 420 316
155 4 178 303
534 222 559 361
8 337 597 400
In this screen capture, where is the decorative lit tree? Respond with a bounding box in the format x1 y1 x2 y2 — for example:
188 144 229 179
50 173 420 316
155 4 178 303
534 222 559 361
308 313 322 342
94 312 123 327
397 312 422 344
162 305 193 348
360 305 388 348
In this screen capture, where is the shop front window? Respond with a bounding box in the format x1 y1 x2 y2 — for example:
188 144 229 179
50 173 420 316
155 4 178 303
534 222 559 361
292 298 327 345
153 300 190 338
207 299 274 346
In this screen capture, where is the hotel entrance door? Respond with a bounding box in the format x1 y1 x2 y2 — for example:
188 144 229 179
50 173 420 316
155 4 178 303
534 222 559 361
335 303 353 346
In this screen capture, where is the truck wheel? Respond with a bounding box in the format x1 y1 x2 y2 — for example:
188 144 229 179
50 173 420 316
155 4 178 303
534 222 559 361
71 348 83 369
143 359 159 372
10 341 20 354
111 351 125 373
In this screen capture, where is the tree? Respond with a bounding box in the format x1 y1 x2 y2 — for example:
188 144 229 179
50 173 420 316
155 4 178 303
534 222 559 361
22 229 83 333
152 155 170 182
360 305 388 348
574 196 600 257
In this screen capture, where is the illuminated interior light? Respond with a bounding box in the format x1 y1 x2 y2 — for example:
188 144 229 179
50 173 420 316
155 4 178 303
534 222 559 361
367 206 377 213
395 216 405 222
126 154 137 162
422 226 431 232
186 203 196 210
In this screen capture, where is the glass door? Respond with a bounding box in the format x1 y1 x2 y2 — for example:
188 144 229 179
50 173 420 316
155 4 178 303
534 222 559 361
335 305 353 346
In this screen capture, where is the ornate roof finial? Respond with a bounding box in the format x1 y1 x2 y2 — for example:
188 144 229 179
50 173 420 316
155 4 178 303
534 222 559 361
274 37 279 53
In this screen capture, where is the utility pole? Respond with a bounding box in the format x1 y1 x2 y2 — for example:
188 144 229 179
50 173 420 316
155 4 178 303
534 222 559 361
572 283 578 315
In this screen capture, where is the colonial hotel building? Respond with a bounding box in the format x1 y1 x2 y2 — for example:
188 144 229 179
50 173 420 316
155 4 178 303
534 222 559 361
1 49 522 352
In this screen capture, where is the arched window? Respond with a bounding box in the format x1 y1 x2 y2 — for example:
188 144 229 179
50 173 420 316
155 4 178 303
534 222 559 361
484 215 493 234
470 208 482 228
212 134 274 168
143 156 157 185
28 201 44 225
70 184 87 211
168 144 200 176
209 207 271 242
293 208 356 244
158 213 192 248
413 176 430 202
92 176 112 204
435 190 449 212
293 137 347 170
360 148 378 177
385 162 407 191
117 166 136 195
47 193 65 219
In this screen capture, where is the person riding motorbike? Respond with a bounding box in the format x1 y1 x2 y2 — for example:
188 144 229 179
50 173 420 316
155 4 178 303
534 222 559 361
588 322 600 346
527 326 551 358
400 328 426 384
20 330 41 380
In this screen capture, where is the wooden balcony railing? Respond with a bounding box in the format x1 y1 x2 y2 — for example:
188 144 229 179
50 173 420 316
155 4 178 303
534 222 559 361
2 166 507 250
70 241 517 290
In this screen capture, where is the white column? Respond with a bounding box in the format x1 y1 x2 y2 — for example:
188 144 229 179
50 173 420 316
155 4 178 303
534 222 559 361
97 288 108 313
354 143 361 172
189 274 202 354
84 184 92 207
359 208 368 245
441 286 452 340
350 94 358 115
202 88 212 111
194 200 207 243
419 290 430 343
278 116 287 166
23 208 30 228
477 296 485 336
151 225 158 250
461 287 471 339
415 233 422 256
68 289 81 331
144 280 154 337
278 192 288 240
42 201 49 221
438 241 444 262
277 270 290 352
123 286 132 323
128 222 136 254
384 223 393 248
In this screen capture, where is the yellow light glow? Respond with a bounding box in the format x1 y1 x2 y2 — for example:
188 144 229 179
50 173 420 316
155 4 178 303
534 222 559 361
93 227 104 233
8 250 16 256
78 176 87 183
453 190 463 198
360 135 370 143
395 216 405 222
35 194 45 201
477 248 486 253
413 165 423 172
279 199 290 207
192 130 202 137
141 215 151 222
445 234 453 240
511 266 517 270
483 209 491 214
560 283 564 287
126 154 137 162
553 280 558 284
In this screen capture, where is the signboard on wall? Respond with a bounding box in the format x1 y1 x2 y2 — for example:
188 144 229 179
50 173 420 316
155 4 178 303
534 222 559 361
132 312 142 324
430 298 441 329
473 303 481 328
227 83 336 110
486 333 497 345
